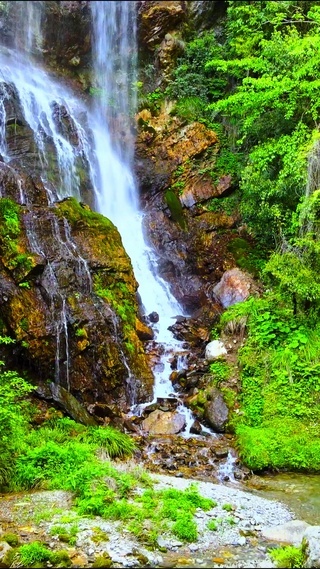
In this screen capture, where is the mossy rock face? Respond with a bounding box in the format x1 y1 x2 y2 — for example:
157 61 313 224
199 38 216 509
0 179 153 416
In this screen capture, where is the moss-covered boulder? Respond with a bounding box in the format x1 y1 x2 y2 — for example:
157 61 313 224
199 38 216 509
0 165 154 419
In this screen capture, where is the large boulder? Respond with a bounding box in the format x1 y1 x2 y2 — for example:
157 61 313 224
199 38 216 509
213 267 256 308
261 520 311 546
204 387 229 432
142 409 186 434
0 164 154 414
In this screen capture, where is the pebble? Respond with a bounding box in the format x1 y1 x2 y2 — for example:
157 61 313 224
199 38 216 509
189 544 199 551
0 474 295 569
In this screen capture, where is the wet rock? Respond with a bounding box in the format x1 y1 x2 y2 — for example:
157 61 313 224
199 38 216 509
50 383 97 426
215 448 229 459
168 316 213 345
190 420 202 435
213 268 256 308
188 0 226 30
180 175 231 208
148 311 159 323
142 410 186 434
135 317 154 340
204 387 229 432
0 171 154 411
205 340 227 361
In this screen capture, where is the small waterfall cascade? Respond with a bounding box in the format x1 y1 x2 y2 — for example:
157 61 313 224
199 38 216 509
217 451 239 484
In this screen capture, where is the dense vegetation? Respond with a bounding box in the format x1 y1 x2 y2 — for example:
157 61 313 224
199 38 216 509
161 0 320 471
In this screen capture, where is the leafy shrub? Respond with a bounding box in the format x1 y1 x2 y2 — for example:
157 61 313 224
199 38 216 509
172 513 198 542
269 545 304 568
18 541 55 566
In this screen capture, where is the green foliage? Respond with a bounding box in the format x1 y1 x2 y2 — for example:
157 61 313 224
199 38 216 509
79 425 136 458
237 419 320 470
18 541 55 567
138 87 164 114
172 513 198 542
269 545 304 568
204 192 240 216
222 290 320 470
166 32 227 106
2 532 19 546
207 519 218 531
209 361 231 386
0 337 34 488
201 1 320 244
222 503 233 512
165 189 187 229
0 197 20 235
0 198 34 273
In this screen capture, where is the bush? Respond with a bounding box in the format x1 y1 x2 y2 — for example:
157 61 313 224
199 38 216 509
18 541 55 567
269 545 304 568
172 513 198 542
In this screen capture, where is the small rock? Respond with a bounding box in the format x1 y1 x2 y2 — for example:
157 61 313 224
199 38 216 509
205 340 227 361
0 541 12 563
148 311 159 323
189 544 198 551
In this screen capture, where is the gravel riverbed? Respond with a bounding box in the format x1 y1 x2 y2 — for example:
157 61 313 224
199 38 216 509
0 471 296 568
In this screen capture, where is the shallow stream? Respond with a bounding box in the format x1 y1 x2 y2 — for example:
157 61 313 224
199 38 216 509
243 472 320 525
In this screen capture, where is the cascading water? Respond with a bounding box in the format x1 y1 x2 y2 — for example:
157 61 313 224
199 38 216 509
0 0 212 434
89 0 193 410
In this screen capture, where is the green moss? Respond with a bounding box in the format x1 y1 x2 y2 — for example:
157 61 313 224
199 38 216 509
55 197 113 232
92 553 113 568
19 317 29 332
0 198 35 276
91 527 109 543
2 532 19 546
75 327 87 338
165 190 187 230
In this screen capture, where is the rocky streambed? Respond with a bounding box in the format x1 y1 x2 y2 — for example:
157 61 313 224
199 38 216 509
1 466 319 569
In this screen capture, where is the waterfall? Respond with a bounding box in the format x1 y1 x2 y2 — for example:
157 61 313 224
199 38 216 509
89 0 192 405
0 1 205 431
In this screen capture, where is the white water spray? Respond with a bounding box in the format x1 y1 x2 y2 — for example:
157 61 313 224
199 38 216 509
90 0 192 406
